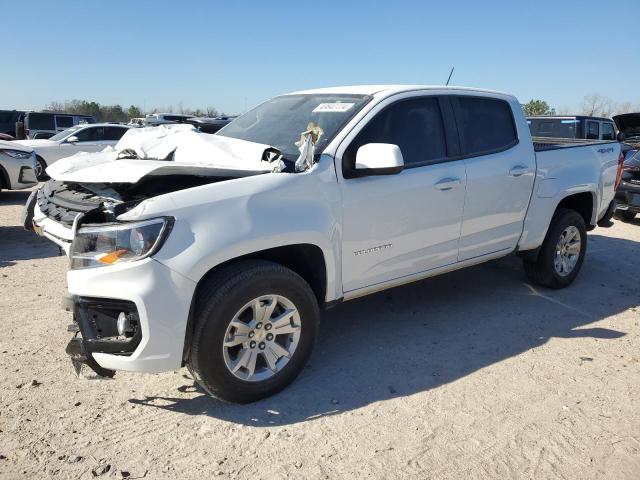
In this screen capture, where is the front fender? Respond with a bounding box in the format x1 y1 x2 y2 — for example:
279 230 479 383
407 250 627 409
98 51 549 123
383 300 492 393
128 157 343 302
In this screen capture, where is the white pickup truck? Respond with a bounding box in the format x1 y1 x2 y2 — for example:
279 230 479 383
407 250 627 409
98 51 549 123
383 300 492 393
25 85 623 403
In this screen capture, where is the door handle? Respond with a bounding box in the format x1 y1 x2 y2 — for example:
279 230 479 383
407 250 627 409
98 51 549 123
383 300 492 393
509 165 530 177
434 177 461 191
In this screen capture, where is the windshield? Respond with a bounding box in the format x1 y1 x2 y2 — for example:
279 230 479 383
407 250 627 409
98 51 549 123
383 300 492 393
49 125 83 142
217 94 371 159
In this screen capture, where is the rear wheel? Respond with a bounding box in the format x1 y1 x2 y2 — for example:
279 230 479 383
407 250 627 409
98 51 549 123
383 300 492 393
188 260 319 403
614 210 636 222
523 208 587 289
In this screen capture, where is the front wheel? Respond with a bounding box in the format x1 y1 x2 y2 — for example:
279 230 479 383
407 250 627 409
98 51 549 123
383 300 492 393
188 260 319 403
34 156 48 181
523 208 587 289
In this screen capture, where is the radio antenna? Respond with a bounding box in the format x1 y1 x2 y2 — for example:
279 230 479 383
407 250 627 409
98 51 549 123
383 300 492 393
445 67 455 86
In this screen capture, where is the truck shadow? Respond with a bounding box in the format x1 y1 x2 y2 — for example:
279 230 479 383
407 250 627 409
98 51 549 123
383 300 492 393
0 189 32 206
129 232 639 426
0 225 62 267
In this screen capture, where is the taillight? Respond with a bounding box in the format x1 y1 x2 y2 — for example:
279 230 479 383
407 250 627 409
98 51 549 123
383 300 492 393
614 152 624 190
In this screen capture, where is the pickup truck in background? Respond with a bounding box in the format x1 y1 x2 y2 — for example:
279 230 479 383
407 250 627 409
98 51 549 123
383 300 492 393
527 115 617 142
25 85 623 402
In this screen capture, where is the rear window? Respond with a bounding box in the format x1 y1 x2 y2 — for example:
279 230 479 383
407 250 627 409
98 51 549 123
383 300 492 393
602 123 615 141
586 121 599 140
456 97 517 156
26 113 55 130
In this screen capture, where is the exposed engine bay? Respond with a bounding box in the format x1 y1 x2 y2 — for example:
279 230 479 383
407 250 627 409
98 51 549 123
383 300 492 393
36 169 261 227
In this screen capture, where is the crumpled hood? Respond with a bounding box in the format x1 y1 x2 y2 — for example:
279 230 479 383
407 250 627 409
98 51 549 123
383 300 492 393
46 125 280 183
613 113 640 137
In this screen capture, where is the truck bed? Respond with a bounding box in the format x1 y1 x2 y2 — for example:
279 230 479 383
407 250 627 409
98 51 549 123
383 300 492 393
533 137 618 152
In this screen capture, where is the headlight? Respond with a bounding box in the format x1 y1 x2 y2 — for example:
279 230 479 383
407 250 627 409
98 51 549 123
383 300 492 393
70 217 173 270
1 149 32 159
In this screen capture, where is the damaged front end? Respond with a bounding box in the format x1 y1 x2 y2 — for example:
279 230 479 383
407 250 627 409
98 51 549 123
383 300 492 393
63 295 143 378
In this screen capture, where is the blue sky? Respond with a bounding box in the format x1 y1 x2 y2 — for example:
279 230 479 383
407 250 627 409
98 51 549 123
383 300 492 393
3 0 638 114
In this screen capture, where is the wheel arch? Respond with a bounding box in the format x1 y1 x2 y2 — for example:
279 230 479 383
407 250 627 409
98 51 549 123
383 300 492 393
181 243 329 364
555 190 596 228
518 189 596 262
0 164 9 189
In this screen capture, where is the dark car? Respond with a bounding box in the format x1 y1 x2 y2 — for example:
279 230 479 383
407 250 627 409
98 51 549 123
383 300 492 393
613 148 640 222
0 110 25 137
185 116 237 134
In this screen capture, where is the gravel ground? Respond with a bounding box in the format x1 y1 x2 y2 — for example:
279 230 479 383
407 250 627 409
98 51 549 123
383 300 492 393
1 188 639 480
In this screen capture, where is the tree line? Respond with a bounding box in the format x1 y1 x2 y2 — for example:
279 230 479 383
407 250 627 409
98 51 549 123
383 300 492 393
43 100 226 123
523 94 640 117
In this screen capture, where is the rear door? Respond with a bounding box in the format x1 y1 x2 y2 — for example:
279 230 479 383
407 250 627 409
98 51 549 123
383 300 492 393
338 93 467 292
102 126 129 147
453 95 535 261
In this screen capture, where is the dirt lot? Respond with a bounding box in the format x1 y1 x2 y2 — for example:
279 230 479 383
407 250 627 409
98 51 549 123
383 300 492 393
1 189 639 480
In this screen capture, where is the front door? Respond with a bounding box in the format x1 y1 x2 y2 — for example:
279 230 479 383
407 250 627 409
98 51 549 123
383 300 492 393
338 95 467 293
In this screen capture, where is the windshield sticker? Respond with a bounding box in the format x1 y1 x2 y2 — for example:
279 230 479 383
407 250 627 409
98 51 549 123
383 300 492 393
312 103 355 113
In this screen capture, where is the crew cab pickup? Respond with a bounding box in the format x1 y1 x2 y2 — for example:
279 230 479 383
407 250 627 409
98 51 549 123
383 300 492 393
25 86 623 403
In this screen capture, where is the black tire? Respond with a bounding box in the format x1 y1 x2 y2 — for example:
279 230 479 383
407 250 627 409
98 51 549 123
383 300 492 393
35 156 48 181
614 210 636 222
188 260 319 403
523 208 587 289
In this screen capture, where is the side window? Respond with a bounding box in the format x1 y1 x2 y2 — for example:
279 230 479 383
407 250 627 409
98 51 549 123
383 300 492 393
456 97 517 156
103 127 128 141
586 121 599 140
602 123 615 141
28 113 55 130
74 127 102 142
344 97 447 172
55 116 73 130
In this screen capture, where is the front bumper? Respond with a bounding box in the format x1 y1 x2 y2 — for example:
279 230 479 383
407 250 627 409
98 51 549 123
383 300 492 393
66 258 196 373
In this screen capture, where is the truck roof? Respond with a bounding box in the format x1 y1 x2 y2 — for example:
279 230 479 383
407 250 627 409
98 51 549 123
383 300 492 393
290 85 512 98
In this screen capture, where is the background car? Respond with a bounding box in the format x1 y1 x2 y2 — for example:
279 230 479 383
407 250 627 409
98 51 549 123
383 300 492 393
0 110 25 137
185 116 236 134
12 123 132 179
527 115 617 141
614 149 640 222
0 142 37 192
144 113 193 126
16 112 96 140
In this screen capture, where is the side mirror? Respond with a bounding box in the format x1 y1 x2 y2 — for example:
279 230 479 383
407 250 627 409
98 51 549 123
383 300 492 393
66 136 79 143
617 132 626 142
354 143 404 176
